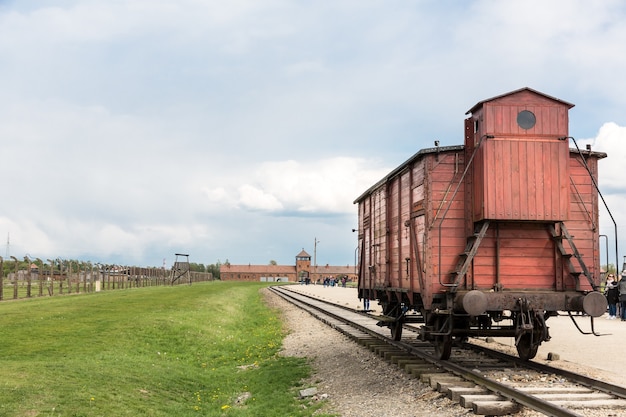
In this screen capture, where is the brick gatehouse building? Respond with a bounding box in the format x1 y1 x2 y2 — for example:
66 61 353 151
219 249 357 283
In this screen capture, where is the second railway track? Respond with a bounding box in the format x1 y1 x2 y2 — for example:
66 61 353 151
270 285 626 417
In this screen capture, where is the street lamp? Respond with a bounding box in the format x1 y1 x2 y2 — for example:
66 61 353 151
352 228 359 275
314 237 320 268
314 237 320 284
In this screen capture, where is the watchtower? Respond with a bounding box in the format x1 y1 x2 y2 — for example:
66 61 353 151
295 249 311 282
170 253 191 285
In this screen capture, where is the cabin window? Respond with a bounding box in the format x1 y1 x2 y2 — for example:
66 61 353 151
517 110 536 130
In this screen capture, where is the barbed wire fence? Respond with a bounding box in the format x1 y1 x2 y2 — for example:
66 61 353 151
0 256 214 301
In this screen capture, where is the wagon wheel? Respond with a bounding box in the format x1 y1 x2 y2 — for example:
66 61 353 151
516 332 539 361
434 334 452 360
390 319 403 341
433 316 452 360
383 302 404 341
515 308 545 361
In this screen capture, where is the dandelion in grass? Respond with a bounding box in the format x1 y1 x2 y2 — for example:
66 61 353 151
221 404 230 410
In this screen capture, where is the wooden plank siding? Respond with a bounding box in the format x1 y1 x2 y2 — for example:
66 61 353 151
484 102 569 136
478 134 570 221
562 153 601 290
471 223 557 290
422 150 467 304
388 177 401 288
369 187 387 288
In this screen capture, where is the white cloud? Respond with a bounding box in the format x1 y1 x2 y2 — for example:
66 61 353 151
591 122 626 191
225 158 389 214
237 184 284 211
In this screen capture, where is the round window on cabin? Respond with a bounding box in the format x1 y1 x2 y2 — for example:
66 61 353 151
517 110 536 130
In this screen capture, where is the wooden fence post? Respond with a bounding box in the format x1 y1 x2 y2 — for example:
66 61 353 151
0 256 3 301
47 259 54 296
10 256 18 299
25 256 32 298
66 260 71 295
36 258 43 297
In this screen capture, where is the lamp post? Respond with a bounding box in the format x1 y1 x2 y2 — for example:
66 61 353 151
352 228 359 275
314 237 320 283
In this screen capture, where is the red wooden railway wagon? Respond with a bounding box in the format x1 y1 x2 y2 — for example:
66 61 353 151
354 88 607 360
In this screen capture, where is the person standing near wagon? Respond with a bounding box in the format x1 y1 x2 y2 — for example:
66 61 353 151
618 272 626 321
604 274 619 319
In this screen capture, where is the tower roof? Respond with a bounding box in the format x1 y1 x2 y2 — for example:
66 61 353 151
296 249 311 258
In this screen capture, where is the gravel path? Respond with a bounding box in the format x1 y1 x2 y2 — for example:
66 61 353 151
264 288 626 417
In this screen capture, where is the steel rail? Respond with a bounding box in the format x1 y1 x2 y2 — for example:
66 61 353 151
466 342 626 399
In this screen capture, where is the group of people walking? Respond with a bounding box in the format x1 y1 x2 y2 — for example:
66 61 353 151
321 276 347 287
604 273 626 320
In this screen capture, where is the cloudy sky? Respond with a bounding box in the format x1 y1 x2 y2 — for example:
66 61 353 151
1 0 626 269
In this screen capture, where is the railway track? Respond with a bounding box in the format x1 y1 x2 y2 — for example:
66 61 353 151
269 285 626 417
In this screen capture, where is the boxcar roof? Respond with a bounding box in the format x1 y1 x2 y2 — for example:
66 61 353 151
353 144 464 204
353 144 607 204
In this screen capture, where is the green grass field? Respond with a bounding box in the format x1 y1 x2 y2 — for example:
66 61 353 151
0 281 331 417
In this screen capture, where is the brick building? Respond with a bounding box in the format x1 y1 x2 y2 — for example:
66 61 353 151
220 249 357 283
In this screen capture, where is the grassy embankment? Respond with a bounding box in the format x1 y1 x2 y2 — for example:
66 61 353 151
0 281 331 417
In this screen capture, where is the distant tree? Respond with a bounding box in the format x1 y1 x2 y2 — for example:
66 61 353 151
2 257 28 276
269 260 277 265
206 259 222 279
189 263 206 273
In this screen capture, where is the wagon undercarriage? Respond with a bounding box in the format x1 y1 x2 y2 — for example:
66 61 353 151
369 288 607 360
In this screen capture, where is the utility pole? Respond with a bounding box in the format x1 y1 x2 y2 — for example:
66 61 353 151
314 237 320 269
